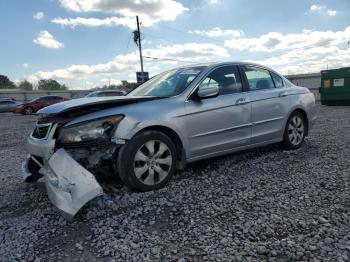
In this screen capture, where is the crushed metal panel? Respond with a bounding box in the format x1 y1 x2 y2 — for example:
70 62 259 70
45 148 103 219
21 155 33 181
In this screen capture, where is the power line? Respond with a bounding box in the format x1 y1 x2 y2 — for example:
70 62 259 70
143 56 197 63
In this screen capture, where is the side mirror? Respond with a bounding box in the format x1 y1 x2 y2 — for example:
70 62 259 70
197 85 219 99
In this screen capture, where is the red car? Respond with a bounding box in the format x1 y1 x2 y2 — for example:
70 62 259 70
14 96 70 115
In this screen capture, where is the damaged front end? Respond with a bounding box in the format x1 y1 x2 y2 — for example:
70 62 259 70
22 113 125 219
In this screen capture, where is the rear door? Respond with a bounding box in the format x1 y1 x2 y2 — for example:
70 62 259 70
241 65 289 144
183 65 252 159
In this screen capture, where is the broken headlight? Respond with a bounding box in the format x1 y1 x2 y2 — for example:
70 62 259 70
57 115 124 144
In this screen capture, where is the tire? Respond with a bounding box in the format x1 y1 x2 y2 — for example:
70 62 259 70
282 111 307 150
117 130 177 191
23 107 33 115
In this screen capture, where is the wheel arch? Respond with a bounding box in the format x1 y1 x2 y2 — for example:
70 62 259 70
133 125 186 168
287 107 309 136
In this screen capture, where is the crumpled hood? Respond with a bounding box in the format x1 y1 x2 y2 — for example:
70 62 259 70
38 96 158 116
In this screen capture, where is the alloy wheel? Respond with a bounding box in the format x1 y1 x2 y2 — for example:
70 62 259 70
133 140 173 186
288 116 304 146
24 107 33 115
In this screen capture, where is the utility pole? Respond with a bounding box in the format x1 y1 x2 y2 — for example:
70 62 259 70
135 16 144 83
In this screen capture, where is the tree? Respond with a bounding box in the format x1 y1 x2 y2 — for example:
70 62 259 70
119 81 139 93
18 80 33 91
0 74 16 89
38 79 68 90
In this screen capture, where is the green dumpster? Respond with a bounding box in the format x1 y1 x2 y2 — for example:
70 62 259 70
320 67 350 105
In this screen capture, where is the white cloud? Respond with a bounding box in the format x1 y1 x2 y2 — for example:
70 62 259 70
144 43 229 61
308 4 337 16
224 26 350 52
33 11 44 20
252 46 350 75
310 4 325 12
100 78 122 86
327 10 337 16
22 63 29 69
33 30 64 49
57 0 188 28
208 0 220 4
189 27 244 38
27 43 229 84
52 16 135 29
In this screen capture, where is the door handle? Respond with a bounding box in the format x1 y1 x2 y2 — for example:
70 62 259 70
235 97 250 105
279 91 288 97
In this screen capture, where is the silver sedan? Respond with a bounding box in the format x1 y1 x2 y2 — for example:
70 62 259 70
0 99 20 112
23 62 317 218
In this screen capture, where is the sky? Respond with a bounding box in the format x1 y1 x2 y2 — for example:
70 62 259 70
0 0 349 89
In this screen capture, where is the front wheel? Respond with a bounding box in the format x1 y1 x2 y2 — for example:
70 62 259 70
117 130 177 191
282 112 307 150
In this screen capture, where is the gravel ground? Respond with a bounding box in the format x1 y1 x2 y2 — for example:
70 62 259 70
0 104 350 261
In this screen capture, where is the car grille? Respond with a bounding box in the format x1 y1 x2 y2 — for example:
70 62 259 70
32 123 52 139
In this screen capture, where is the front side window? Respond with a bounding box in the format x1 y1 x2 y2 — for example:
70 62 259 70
129 66 206 97
271 72 284 88
243 66 275 91
198 66 242 95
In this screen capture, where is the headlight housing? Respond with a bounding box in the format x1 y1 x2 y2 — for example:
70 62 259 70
57 115 124 144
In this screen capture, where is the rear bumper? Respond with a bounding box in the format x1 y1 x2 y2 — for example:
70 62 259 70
23 128 104 219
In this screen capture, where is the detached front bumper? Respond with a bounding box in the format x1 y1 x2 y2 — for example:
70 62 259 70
23 133 104 219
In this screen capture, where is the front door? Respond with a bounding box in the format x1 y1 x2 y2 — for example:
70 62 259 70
182 65 252 160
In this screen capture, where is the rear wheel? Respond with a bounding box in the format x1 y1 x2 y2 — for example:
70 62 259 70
23 107 33 115
117 130 177 191
282 112 307 150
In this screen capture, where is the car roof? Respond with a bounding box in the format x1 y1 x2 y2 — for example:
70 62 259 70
93 90 124 94
175 61 282 76
179 61 272 68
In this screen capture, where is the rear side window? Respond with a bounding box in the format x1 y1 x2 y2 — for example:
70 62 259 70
243 66 275 91
271 72 284 88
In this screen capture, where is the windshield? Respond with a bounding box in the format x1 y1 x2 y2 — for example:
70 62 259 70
85 92 98 97
29 97 40 103
128 66 206 97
